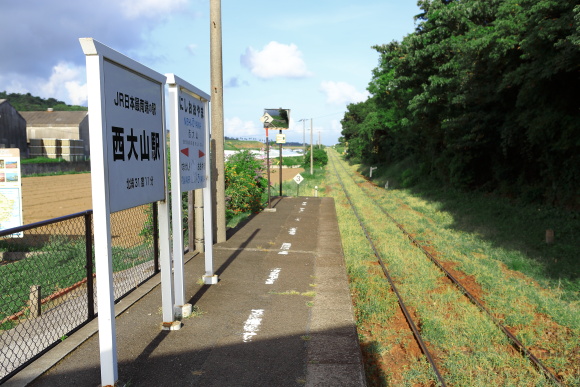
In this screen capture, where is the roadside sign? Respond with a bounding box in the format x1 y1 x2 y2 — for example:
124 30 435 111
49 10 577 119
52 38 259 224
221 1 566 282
0 149 23 237
276 133 286 144
263 108 290 130
293 173 304 184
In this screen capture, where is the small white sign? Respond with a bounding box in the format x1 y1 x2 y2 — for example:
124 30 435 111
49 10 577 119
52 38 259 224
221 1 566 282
0 149 23 237
293 173 304 184
276 134 286 144
260 112 273 124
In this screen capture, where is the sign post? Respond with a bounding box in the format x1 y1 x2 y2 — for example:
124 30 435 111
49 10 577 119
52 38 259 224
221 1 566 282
293 173 304 197
262 108 290 199
259 113 273 210
167 74 216 317
0 149 23 237
80 38 175 386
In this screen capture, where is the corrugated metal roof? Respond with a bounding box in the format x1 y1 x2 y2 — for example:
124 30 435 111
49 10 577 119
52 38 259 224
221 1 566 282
20 111 88 126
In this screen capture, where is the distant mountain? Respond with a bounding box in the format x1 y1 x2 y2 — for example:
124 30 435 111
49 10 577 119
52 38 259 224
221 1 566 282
0 91 87 112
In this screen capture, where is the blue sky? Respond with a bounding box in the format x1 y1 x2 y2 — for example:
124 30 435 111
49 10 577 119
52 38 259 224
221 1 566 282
0 0 420 145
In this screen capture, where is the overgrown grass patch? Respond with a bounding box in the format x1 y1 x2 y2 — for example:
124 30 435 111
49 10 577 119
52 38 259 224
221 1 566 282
271 168 327 198
325 149 578 385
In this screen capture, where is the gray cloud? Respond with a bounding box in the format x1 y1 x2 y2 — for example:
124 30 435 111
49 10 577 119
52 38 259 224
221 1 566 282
0 0 189 101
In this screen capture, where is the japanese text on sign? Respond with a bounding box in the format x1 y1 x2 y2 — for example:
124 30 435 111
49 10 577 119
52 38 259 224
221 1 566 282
111 127 160 162
114 91 157 115
180 95 204 118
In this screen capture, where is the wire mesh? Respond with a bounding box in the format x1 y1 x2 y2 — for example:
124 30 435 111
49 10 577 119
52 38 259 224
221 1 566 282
109 204 157 300
0 203 157 383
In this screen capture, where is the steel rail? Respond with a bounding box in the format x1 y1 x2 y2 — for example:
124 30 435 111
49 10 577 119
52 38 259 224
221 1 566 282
331 151 563 387
329 153 447 387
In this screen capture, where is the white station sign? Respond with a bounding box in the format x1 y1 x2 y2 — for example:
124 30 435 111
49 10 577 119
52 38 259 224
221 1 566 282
103 59 166 212
167 75 209 191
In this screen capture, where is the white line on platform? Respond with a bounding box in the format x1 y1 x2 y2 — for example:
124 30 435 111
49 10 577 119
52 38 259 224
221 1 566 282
278 243 291 255
295 218 301 222
289 227 297 235
243 309 264 342
265 268 281 284
302 202 307 205
299 208 305 213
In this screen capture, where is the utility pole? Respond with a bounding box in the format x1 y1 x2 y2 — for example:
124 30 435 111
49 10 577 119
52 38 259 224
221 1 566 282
302 119 306 154
210 0 226 243
310 118 313 175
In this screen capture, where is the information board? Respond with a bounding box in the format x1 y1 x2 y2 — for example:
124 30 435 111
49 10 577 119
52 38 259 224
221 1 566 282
0 149 23 236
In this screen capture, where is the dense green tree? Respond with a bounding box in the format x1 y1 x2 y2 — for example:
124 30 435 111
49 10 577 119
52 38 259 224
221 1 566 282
0 91 87 111
342 0 579 205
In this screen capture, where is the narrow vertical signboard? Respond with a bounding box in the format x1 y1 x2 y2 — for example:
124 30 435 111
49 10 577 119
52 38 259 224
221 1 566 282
167 74 209 192
80 38 174 387
0 149 23 237
167 74 216 312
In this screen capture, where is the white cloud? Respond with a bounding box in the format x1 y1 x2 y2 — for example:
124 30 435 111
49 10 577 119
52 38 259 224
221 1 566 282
320 81 369 106
224 117 261 138
240 41 313 79
120 0 187 19
0 62 87 106
38 62 87 105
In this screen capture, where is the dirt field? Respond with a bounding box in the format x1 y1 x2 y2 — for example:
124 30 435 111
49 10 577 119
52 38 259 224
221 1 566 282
22 174 93 224
21 168 305 224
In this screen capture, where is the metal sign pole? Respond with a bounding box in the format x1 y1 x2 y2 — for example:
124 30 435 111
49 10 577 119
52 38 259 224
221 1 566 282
266 127 271 208
82 46 118 385
203 97 218 285
279 129 283 197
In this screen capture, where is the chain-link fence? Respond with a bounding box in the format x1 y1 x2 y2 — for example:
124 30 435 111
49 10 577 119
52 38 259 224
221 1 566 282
0 204 158 383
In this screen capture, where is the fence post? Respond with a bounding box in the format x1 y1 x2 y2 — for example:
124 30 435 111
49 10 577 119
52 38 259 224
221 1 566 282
153 203 160 273
85 211 95 320
29 285 41 318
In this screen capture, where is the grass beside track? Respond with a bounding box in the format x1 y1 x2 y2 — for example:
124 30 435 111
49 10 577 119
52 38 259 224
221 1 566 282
323 148 579 386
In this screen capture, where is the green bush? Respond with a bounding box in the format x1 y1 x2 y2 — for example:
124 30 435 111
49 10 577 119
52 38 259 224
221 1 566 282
302 146 328 169
225 150 267 220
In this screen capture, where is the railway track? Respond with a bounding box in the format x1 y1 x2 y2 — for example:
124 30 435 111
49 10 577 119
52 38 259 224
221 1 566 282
327 149 563 386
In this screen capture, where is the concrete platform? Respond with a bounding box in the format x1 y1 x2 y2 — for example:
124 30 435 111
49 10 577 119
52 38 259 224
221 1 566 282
8 197 366 386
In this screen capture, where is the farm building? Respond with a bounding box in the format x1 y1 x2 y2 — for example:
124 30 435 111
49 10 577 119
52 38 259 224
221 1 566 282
20 110 89 160
0 99 28 156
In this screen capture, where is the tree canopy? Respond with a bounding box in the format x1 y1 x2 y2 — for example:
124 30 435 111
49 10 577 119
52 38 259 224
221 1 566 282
0 91 87 111
342 0 579 205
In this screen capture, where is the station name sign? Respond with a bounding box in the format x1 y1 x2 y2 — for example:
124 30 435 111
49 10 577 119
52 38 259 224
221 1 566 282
103 59 166 212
